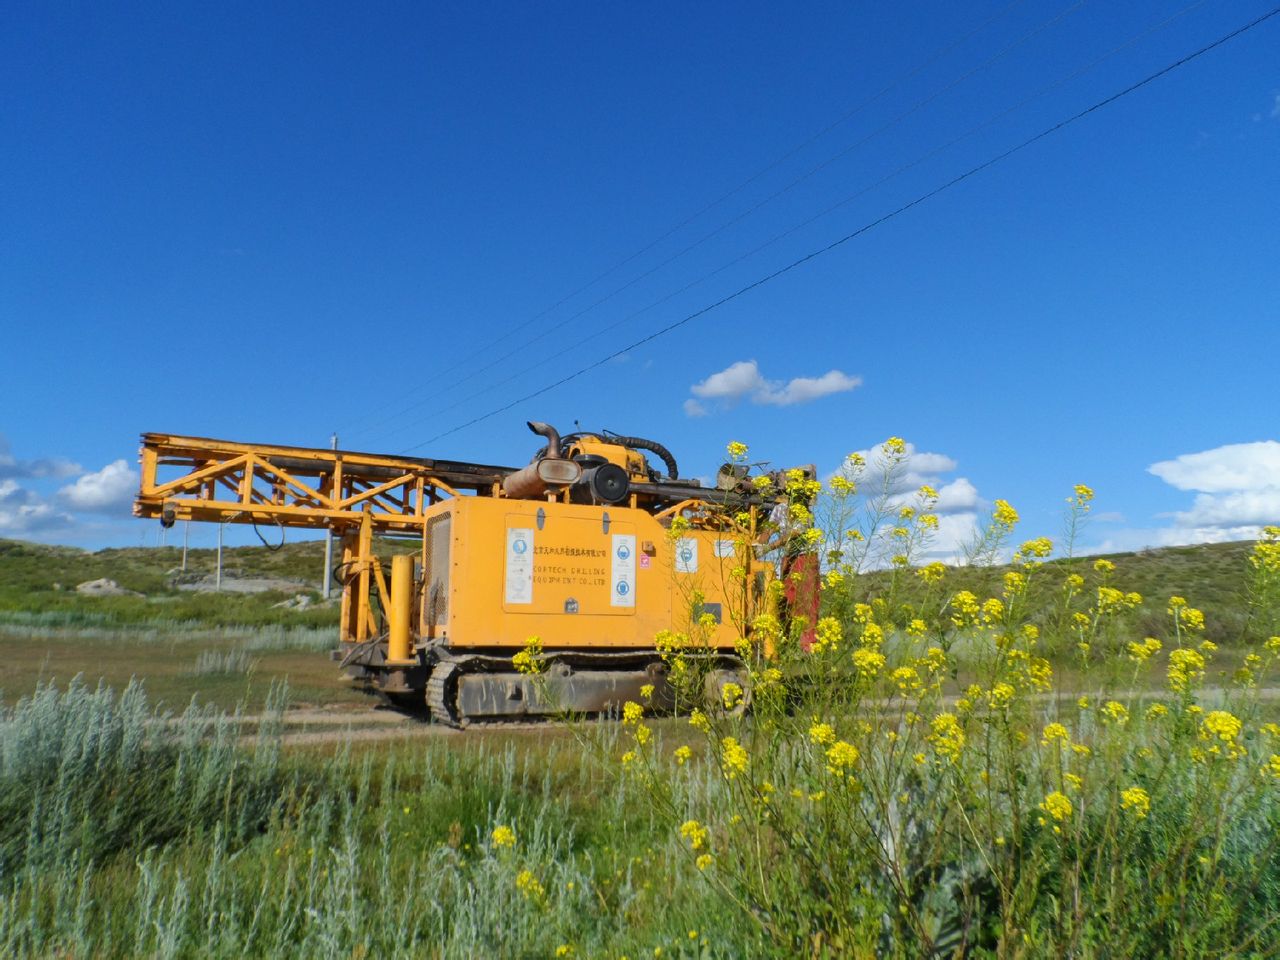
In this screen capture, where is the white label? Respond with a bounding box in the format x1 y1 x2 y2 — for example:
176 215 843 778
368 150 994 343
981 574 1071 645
714 538 736 558
675 537 698 574
504 527 534 604
611 534 636 608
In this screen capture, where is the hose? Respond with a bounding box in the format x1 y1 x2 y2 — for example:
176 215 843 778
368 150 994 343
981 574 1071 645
606 434 679 480
530 429 679 479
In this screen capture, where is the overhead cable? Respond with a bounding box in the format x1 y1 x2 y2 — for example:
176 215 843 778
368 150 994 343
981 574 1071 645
407 4 1280 450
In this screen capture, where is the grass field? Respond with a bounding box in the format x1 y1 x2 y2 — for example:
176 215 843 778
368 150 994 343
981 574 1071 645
1 507 1278 956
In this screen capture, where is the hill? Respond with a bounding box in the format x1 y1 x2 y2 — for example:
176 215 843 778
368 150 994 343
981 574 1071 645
0 535 1259 639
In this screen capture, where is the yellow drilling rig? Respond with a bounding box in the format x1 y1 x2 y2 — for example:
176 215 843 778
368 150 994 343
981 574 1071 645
134 422 817 726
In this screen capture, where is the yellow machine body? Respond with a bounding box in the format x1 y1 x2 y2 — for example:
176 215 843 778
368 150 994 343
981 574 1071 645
134 424 802 724
418 495 751 651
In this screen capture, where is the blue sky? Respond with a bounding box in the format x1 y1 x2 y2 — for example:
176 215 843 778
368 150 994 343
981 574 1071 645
2 1 1278 555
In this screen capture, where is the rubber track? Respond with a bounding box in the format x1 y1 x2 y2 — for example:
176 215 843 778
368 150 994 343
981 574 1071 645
425 658 464 728
423 649 749 728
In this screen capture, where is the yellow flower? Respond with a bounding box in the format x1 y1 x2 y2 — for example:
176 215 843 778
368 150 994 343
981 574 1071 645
907 618 927 638
1020 536 1054 559
556 946 575 958
674 745 692 765
621 751 637 765
1120 786 1150 819
491 825 516 848
1039 791 1073 822
1128 637 1162 662
1101 701 1129 725
1145 703 1168 721
917 561 947 585
721 682 744 710
695 854 714 871
808 721 836 746
1093 558 1115 574
987 683 1015 709
726 441 748 460
1200 711 1244 760
1003 571 1027 596
891 666 922 694
982 597 1005 623
1072 484 1094 504
1168 648 1206 692
720 737 749 777
1077 696 1090 709
679 820 708 850
949 590 981 628
927 713 965 763
635 725 652 746
812 616 842 654
828 474 855 495
751 473 774 491
883 437 907 455
689 709 710 732
512 634 544 674
1064 573 1085 591
992 500 1019 527
859 622 884 647
825 740 860 776
623 701 644 725
919 646 947 673
852 648 885 680
1064 773 1083 791
1041 722 1070 746
515 869 544 899
1267 755 1280 780
640 683 654 700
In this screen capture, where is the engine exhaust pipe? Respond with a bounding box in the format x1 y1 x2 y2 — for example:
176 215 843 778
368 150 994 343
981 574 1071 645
527 421 561 458
502 421 580 499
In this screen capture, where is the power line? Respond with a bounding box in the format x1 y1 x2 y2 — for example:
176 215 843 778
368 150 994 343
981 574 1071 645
347 0 1034 442
408 4 1280 451
395 0 1211 440
361 0 1090 448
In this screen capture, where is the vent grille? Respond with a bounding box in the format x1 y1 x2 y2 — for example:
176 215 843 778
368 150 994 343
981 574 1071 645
423 513 451 628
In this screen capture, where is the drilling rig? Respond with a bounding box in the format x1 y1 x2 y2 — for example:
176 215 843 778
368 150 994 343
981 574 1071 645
134 422 817 726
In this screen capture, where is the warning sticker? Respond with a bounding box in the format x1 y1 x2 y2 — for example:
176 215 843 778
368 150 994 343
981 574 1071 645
611 534 636 608
639 553 651 569
675 537 698 574
505 527 535 605
714 539 736 558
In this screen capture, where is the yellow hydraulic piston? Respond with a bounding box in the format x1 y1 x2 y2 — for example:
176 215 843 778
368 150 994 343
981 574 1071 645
387 554 415 664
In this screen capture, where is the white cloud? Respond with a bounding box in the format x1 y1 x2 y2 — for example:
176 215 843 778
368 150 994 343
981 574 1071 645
825 441 983 564
1134 441 1280 546
0 434 81 479
686 359 860 414
0 479 73 535
58 459 138 514
1149 441 1280 493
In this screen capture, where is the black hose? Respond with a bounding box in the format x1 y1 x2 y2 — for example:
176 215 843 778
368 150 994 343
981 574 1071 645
608 435 679 480
530 429 679 479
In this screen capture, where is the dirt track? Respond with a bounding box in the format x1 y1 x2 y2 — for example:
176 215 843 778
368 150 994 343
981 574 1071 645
243 685 1280 749
232 705 559 747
